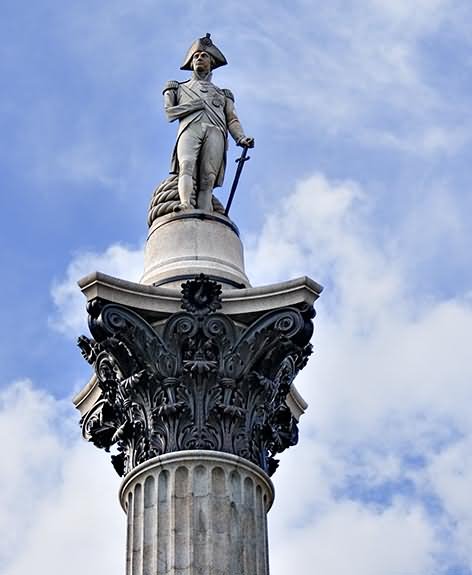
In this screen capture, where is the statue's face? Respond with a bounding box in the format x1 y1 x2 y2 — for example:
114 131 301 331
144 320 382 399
192 50 212 74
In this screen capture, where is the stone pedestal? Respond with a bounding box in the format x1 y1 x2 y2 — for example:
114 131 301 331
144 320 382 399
142 211 250 289
120 451 273 575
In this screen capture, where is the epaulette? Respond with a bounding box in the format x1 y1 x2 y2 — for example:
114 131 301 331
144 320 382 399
223 88 235 101
163 80 180 94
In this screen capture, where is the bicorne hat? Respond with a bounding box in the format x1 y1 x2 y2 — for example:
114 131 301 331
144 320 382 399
180 33 228 71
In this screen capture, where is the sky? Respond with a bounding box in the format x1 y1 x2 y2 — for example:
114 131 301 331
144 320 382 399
1 0 472 573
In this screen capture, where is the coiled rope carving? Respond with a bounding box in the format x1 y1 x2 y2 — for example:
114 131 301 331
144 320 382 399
147 174 226 227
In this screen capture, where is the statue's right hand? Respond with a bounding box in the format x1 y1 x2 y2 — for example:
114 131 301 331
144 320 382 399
193 98 205 111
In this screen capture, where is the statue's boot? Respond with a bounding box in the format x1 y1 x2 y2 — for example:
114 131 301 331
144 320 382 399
174 174 193 211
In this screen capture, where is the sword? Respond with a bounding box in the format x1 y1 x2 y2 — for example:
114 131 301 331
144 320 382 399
225 146 251 216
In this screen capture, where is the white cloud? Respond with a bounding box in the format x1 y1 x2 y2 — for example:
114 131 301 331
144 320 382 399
246 171 472 572
246 173 472 434
0 381 123 575
50 244 143 338
246 173 402 327
368 0 447 29
420 438 472 565
210 0 467 156
363 125 469 156
271 499 436 575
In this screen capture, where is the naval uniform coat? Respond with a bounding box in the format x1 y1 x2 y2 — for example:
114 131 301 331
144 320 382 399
163 77 245 188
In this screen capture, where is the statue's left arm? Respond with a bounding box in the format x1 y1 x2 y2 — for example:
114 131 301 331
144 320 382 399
224 89 254 148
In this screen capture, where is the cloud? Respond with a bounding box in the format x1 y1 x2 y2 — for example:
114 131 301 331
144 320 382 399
418 437 472 565
50 244 143 338
245 171 472 573
246 172 472 432
0 381 123 575
271 494 437 575
207 0 468 156
246 173 401 325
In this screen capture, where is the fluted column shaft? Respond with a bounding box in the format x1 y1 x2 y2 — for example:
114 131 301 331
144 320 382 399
119 451 274 575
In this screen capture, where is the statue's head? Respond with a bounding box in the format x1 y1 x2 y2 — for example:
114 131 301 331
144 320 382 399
180 33 227 72
191 51 213 75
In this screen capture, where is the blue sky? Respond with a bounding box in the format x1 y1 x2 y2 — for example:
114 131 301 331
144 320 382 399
1 1 472 574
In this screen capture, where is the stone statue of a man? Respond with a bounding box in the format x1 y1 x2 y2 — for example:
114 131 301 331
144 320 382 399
163 34 254 212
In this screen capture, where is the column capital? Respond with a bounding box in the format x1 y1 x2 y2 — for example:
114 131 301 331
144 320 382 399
76 274 319 477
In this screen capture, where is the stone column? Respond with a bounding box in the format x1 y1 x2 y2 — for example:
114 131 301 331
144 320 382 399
120 451 273 575
74 273 322 575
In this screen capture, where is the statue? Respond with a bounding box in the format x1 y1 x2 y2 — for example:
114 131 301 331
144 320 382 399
155 34 254 217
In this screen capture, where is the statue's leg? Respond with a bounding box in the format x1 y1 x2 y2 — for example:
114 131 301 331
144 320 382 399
198 127 225 211
176 128 201 210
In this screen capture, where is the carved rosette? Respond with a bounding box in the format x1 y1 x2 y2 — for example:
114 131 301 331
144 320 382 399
78 275 315 478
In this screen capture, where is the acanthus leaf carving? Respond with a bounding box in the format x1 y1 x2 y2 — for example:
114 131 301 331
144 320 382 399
78 276 314 477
